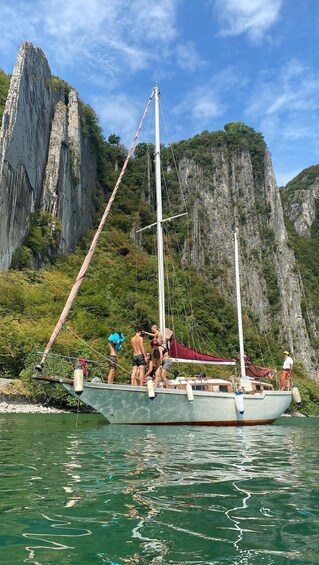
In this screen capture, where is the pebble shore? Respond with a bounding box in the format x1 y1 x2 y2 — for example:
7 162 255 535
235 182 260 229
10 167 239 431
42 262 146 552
0 377 69 413
0 398 69 414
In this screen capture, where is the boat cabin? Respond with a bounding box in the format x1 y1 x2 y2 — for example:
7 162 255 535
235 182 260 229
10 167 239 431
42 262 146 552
169 377 232 393
168 376 274 394
240 378 274 393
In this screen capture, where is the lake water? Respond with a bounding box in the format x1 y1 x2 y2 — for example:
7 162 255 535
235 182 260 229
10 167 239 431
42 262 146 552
0 415 318 565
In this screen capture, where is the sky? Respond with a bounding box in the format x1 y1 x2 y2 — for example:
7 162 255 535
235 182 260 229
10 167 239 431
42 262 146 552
0 0 319 186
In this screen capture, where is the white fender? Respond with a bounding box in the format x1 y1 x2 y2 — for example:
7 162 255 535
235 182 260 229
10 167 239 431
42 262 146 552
73 365 84 395
147 378 155 399
186 382 194 402
235 392 245 414
292 386 301 405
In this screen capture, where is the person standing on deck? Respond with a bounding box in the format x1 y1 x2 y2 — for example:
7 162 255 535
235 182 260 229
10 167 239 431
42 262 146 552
143 324 163 347
154 343 171 388
280 351 293 390
107 340 118 384
107 332 124 384
131 328 147 385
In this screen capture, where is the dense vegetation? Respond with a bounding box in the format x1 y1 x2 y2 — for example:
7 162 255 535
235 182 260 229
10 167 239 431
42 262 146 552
284 165 319 193
167 122 266 184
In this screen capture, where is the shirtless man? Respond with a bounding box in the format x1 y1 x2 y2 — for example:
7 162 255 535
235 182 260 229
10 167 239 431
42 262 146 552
131 328 147 386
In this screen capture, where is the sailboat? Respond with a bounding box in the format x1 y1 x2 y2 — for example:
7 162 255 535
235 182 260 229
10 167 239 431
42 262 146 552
33 86 292 425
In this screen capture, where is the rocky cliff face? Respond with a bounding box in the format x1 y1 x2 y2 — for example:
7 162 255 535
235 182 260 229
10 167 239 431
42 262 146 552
0 42 96 269
283 166 319 236
176 136 318 381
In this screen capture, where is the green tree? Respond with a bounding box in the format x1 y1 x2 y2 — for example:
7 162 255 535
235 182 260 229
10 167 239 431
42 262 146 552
0 68 11 121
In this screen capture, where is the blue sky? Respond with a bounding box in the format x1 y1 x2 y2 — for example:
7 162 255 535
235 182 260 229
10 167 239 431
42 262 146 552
1 0 319 186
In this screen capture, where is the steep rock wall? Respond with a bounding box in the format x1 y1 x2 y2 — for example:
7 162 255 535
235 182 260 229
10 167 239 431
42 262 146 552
179 147 317 381
0 42 96 269
283 170 319 236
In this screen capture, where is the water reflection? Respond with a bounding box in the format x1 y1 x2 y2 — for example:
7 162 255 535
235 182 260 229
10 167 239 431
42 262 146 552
23 513 92 562
0 415 318 563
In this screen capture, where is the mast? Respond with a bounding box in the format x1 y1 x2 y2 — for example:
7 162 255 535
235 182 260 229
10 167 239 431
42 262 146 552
37 91 154 368
234 230 246 378
154 85 166 338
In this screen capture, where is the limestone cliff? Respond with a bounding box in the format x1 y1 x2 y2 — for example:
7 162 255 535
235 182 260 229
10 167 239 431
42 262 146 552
282 165 319 237
172 128 318 381
0 42 96 269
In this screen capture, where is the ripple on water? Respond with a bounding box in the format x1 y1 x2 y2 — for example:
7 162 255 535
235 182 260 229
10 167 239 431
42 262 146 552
0 415 318 564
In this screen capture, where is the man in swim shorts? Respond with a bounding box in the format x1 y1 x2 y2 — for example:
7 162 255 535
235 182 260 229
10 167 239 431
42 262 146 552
131 328 147 385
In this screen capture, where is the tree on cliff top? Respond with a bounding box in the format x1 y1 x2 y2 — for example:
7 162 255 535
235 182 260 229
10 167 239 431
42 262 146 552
0 68 11 122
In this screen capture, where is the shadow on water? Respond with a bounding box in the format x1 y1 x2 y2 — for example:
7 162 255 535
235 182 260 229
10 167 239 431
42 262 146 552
0 414 318 564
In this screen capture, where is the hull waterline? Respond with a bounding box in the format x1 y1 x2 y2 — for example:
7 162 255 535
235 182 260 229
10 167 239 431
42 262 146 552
64 383 292 426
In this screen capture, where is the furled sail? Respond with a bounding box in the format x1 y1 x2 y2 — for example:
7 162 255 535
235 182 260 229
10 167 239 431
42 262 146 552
245 360 276 380
169 338 235 366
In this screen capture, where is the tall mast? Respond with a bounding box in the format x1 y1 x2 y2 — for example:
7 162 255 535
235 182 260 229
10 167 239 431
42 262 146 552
37 91 154 368
154 85 166 338
234 230 246 378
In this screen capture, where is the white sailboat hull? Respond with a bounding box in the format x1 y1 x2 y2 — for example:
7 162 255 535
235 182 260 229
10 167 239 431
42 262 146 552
64 383 292 425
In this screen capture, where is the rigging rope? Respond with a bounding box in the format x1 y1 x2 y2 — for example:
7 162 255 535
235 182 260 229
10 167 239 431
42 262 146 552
158 98 235 363
66 325 131 375
38 89 155 368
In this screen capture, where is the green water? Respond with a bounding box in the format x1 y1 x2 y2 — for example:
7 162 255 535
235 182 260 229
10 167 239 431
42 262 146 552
0 415 318 564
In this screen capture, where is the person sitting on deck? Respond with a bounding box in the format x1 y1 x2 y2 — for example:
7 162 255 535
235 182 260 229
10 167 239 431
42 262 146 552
143 352 154 384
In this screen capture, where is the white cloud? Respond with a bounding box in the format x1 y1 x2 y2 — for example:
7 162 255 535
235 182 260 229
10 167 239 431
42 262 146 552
175 42 205 72
129 0 179 43
173 86 223 125
192 95 222 121
245 58 319 186
91 93 144 146
0 0 180 78
214 0 283 42
281 125 314 141
173 66 244 131
247 59 319 123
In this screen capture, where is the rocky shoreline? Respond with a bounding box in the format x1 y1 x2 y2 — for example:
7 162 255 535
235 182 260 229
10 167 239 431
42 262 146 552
0 378 70 413
0 396 70 414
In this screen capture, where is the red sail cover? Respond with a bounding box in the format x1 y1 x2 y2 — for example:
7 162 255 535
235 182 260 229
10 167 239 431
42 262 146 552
245 360 276 380
169 338 235 365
